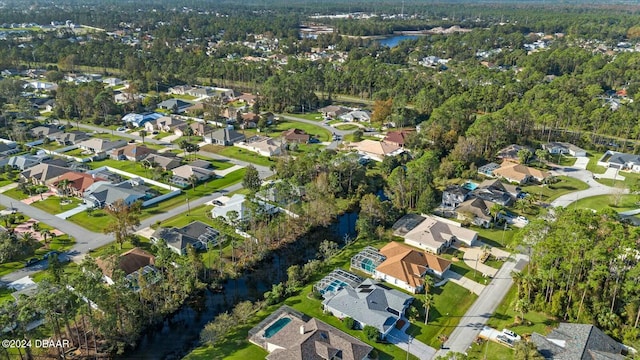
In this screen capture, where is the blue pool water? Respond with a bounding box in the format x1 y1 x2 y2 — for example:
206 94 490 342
462 182 478 191
264 317 292 338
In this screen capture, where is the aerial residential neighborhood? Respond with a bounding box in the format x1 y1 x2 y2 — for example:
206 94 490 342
0 1 638 359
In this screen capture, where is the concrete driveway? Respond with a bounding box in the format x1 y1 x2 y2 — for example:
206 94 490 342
386 328 436 360
443 269 486 295
574 156 589 169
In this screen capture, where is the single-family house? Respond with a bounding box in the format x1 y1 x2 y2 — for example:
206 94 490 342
248 306 373 360
374 242 451 293
598 150 640 172
472 179 516 206
441 185 472 208
543 142 587 157
50 131 89 145
77 138 129 155
6 154 49 170
157 99 192 113
83 180 148 208
241 112 260 126
211 194 278 223
145 116 186 133
0 142 19 156
30 125 61 138
151 221 220 255
122 112 163 127
339 110 371 122
142 154 182 171
492 161 551 184
25 81 57 91
28 98 55 111
170 165 213 188
456 198 493 228
349 140 404 162
318 105 350 119
205 128 246 146
109 144 156 162
48 171 104 197
532 323 625 360
236 93 257 105
394 214 478 254
496 144 533 163
383 130 415 147
20 163 70 185
95 247 158 287
322 278 413 339
281 129 310 144
187 122 212 137
478 162 500 177
235 137 283 157
102 77 123 86
114 92 143 104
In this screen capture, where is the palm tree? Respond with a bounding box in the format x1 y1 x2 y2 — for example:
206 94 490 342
490 203 505 225
41 228 52 248
57 178 72 199
422 293 434 325
179 140 190 158
188 174 199 190
184 126 194 142
139 129 147 143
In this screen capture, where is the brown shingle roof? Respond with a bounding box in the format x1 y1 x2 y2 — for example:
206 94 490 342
96 247 155 279
49 171 104 193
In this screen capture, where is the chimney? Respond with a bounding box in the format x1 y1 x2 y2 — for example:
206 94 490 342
300 325 305 334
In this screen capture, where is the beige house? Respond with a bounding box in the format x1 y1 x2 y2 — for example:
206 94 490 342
493 161 550 184
394 214 478 254
235 137 283 157
349 140 404 162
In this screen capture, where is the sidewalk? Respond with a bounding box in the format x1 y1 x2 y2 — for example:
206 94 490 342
443 269 486 295
0 183 18 193
214 164 244 177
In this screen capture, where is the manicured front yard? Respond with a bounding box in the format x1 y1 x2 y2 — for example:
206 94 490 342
201 144 275 167
271 120 332 142
3 187 31 200
521 175 589 202
86 159 159 179
31 196 82 214
67 209 109 232
284 112 324 122
573 194 639 213
334 123 360 131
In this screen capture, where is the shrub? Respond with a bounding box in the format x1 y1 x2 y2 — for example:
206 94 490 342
344 317 355 330
363 325 380 342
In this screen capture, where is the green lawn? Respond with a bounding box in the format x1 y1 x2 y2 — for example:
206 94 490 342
284 112 324 122
62 148 91 157
473 226 518 249
573 194 639 213
3 187 30 200
335 124 360 131
271 120 332 142
586 152 606 174
0 178 13 188
153 132 174 140
487 280 556 339
68 209 109 232
92 132 130 142
0 234 75 278
556 155 576 167
31 196 82 214
172 94 198 100
467 339 514 359
0 286 14 305
86 159 159 179
596 170 640 189
521 175 589 202
201 144 275 167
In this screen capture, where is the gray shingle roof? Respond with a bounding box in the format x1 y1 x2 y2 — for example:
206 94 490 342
322 278 413 335
532 323 625 360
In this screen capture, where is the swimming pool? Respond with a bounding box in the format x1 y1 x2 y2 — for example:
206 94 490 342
264 317 292 338
462 182 478 191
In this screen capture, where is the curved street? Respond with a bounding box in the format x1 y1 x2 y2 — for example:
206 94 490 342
549 166 628 208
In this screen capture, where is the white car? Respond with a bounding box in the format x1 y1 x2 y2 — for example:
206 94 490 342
502 329 521 341
516 216 529 224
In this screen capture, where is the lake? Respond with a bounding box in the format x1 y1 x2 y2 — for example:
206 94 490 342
378 35 419 48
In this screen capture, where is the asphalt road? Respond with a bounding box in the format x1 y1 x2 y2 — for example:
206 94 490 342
277 113 356 137
434 253 529 358
549 166 627 208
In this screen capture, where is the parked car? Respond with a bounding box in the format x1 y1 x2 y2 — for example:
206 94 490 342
502 329 521 341
116 127 127 132
516 216 529 224
25 258 39 267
